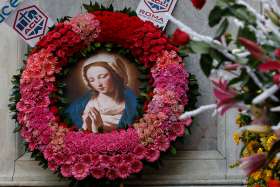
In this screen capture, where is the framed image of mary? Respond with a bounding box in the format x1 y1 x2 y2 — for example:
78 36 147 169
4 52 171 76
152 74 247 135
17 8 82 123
65 52 140 133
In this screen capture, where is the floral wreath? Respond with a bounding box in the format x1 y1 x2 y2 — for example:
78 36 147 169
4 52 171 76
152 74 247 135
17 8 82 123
9 4 198 186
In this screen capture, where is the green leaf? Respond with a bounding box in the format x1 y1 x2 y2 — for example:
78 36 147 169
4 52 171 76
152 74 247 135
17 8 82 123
189 41 210 54
170 146 177 155
185 128 191 136
237 26 256 43
209 48 224 62
94 42 101 48
228 77 242 86
209 6 225 27
215 18 229 38
13 124 21 133
228 4 256 25
200 54 213 77
216 0 229 9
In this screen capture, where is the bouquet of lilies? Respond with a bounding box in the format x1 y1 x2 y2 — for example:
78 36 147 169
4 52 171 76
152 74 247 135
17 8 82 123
169 0 280 186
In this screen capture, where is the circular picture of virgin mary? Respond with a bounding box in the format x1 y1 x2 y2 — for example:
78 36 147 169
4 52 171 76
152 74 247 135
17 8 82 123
65 52 139 133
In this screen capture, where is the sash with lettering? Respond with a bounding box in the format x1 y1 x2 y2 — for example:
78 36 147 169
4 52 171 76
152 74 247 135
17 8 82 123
136 0 177 29
1 0 54 47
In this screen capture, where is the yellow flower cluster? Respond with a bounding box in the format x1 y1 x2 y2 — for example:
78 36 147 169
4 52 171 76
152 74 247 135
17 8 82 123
260 134 278 151
235 111 280 186
233 131 240 144
250 169 273 182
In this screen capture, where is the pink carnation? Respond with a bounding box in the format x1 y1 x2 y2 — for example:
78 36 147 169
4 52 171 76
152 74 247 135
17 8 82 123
91 167 105 179
81 154 92 165
43 146 54 161
72 162 90 180
172 122 185 137
61 164 72 177
133 145 146 159
155 136 170 151
67 13 100 44
53 153 64 165
129 160 143 173
106 168 119 180
118 163 130 179
48 160 58 172
145 149 160 162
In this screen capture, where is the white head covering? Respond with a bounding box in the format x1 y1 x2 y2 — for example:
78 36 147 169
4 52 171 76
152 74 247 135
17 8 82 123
82 53 128 87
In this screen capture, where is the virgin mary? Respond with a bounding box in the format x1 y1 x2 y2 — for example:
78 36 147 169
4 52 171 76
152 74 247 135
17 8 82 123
65 54 138 133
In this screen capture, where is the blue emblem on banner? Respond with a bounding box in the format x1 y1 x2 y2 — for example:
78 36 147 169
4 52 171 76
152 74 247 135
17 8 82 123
144 0 173 13
13 5 48 40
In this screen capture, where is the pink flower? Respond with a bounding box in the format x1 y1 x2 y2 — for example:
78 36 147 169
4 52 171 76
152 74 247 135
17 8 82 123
106 168 119 180
81 154 92 165
91 153 100 166
173 123 185 137
72 162 90 180
110 155 123 166
129 160 143 173
64 155 76 165
118 163 130 179
239 153 267 175
155 136 170 151
48 160 58 172
61 164 72 177
123 154 134 163
28 142 37 151
43 146 54 161
91 167 105 179
133 145 146 159
212 79 239 115
145 149 160 162
67 13 100 44
53 153 64 165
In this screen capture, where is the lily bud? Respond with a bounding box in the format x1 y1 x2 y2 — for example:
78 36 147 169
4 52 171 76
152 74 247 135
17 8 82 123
239 37 265 61
265 10 280 27
224 64 240 71
239 153 267 175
